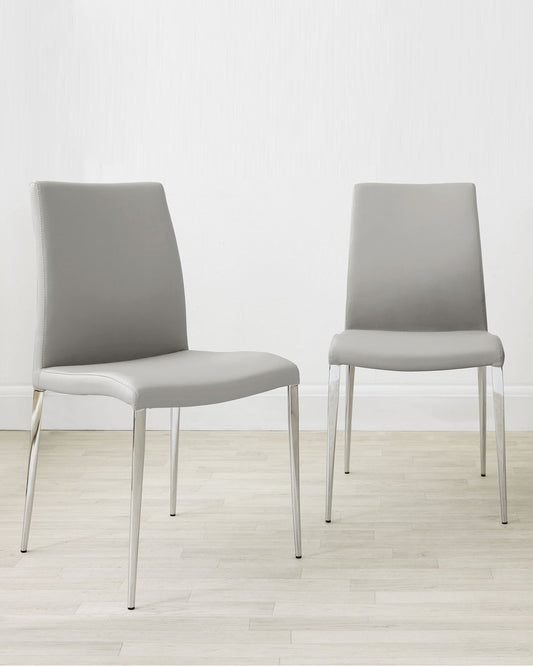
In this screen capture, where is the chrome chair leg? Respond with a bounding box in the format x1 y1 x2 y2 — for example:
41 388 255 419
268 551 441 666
345 365 354 474
478 367 487 477
170 407 180 516
288 385 301 558
492 367 508 524
128 409 147 610
21 390 44 552
325 365 340 523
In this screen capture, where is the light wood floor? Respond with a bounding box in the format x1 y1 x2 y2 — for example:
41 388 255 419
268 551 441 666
1 429 533 665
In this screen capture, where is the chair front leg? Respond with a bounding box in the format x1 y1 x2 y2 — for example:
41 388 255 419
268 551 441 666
325 365 340 523
478 367 487 477
170 407 180 516
21 390 45 552
492 366 508 524
288 384 301 558
128 409 147 610
345 366 355 474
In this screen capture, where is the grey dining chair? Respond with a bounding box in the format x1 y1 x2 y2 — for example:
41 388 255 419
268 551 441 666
326 183 507 524
22 181 301 609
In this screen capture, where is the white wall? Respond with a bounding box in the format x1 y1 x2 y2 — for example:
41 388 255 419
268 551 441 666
1 0 532 430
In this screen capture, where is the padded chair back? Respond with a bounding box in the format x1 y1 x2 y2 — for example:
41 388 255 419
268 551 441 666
31 182 188 372
345 183 488 332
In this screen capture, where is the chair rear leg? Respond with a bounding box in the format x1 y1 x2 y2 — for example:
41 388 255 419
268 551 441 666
325 365 340 523
478 367 487 476
128 409 147 609
345 366 355 474
492 367 508 524
170 408 180 516
288 385 301 558
21 390 44 553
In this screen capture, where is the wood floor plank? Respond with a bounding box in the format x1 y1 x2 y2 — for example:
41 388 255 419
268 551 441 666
1 429 533 664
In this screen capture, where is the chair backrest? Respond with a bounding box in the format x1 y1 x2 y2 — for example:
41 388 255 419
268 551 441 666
345 183 488 332
31 182 188 371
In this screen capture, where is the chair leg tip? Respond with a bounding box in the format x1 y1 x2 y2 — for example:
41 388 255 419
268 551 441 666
170 513 176 517
20 549 27 553
502 521 508 525
481 473 486 477
325 519 331 523
295 555 302 559
345 471 350 474
128 606 135 610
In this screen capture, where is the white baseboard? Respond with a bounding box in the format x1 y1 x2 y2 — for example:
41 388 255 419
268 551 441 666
1 383 532 431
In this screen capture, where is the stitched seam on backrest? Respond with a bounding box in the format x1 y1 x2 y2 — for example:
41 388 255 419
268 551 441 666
32 183 48 373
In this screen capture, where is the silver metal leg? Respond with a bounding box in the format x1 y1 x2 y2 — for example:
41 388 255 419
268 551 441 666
170 407 180 516
288 385 301 558
345 365 355 474
325 365 341 523
492 366 508 524
21 390 44 552
478 367 487 477
128 409 146 610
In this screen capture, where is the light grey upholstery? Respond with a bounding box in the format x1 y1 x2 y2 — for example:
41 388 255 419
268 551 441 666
31 182 299 403
346 183 487 333
38 350 298 410
23 182 302 609
326 182 507 527
333 182 503 370
329 330 504 372
31 182 188 373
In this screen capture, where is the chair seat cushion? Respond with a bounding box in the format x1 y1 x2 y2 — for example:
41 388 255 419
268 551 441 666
329 330 504 371
36 350 299 410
